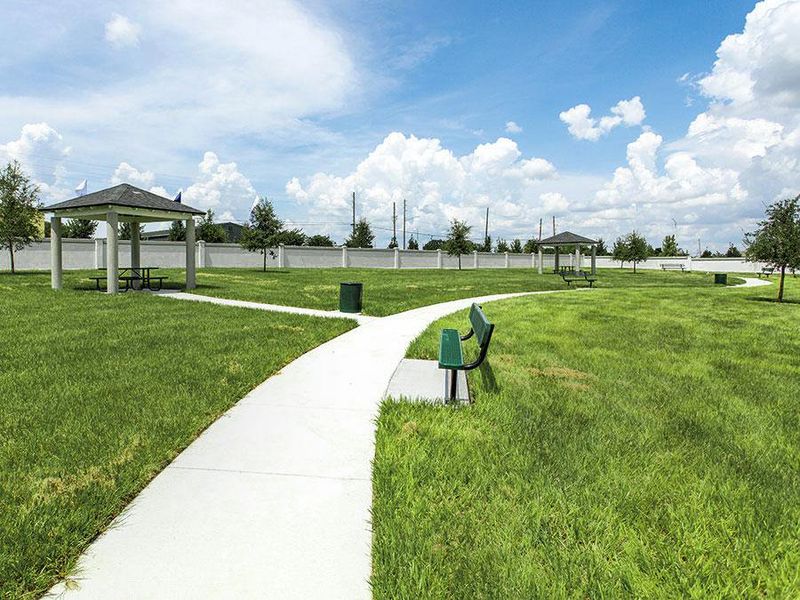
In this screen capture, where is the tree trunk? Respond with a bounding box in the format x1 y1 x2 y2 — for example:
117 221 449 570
633 261 637 274
778 265 785 302
263 248 267 272
9 246 14 274
457 254 461 270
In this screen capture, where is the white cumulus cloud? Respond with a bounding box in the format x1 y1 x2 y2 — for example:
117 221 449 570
560 96 646 141
104 14 141 49
0 122 72 201
504 121 523 133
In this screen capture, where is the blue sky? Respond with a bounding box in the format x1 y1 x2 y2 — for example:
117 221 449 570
1 0 797 250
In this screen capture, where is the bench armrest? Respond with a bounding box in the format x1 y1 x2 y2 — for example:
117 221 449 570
460 328 474 342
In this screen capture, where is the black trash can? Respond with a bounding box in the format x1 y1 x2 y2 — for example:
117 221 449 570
339 282 363 313
714 273 727 285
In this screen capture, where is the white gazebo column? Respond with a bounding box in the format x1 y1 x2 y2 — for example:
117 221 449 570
575 246 581 271
537 247 543 274
106 211 119 294
554 246 560 273
50 216 62 290
130 222 141 289
591 245 597 275
185 218 196 289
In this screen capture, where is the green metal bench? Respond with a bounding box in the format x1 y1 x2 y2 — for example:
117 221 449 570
560 270 597 288
438 303 495 402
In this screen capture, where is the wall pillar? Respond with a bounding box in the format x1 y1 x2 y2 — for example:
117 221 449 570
504 251 509 268
197 240 206 268
437 249 443 268
591 245 597 275
341 245 348 268
473 250 478 269
94 238 104 269
537 247 543 274
278 243 286 268
185 218 196 289
687 255 693 272
106 211 119 294
393 247 400 269
50 216 62 290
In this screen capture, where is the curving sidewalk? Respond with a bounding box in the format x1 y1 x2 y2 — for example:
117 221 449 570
47 289 574 600
731 276 773 288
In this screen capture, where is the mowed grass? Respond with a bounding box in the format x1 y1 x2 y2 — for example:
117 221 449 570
140 266 729 316
372 276 800 598
0 271 354 599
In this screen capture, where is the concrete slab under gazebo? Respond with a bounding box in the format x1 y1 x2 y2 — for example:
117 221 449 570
536 231 599 275
42 184 205 293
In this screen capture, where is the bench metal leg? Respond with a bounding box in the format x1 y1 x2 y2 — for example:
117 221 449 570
448 370 458 403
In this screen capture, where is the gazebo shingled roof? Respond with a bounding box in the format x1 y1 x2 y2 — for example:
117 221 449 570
538 231 598 246
43 183 204 216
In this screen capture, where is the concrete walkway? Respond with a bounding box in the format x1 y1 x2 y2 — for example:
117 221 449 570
732 276 773 288
48 289 571 600
154 290 378 325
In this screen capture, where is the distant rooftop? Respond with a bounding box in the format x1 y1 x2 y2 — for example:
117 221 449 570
538 231 598 245
42 183 204 216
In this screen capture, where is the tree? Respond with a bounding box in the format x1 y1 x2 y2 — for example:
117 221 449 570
407 236 419 250
168 220 186 241
0 161 42 273
613 231 650 273
388 236 398 249
725 243 742 258
477 235 492 252
423 239 444 250
745 196 800 302
274 228 306 246
306 234 335 247
509 238 523 253
700 249 713 258
240 197 285 271
496 239 510 253
523 239 538 254
443 219 472 270
197 209 228 243
661 234 679 256
595 238 609 255
119 222 132 240
62 219 97 239
345 218 375 248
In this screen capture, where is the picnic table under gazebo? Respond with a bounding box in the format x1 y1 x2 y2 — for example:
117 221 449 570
536 231 599 275
42 183 205 294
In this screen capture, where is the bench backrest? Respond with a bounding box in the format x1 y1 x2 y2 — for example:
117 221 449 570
469 303 494 348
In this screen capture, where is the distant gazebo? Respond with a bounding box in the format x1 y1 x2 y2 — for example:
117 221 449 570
536 231 599 275
42 184 204 293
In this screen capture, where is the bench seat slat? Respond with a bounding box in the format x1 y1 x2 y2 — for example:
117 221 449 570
438 328 464 369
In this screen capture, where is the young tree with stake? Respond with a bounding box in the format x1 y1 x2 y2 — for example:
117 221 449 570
745 196 800 302
444 219 472 269
0 161 42 273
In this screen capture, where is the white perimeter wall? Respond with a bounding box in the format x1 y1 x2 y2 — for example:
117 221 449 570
1 240 770 274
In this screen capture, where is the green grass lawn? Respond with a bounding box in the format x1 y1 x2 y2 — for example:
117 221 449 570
138 266 730 316
373 277 800 598
0 271 355 599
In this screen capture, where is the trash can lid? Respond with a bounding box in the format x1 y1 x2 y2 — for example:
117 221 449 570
340 282 363 285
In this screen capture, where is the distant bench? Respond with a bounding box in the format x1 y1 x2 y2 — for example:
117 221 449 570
560 270 597 288
759 266 775 278
661 263 686 272
438 303 494 402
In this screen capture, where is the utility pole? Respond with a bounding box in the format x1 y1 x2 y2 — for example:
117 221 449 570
484 207 489 248
352 191 356 236
402 198 407 249
552 216 556 236
538 218 542 241
392 201 397 246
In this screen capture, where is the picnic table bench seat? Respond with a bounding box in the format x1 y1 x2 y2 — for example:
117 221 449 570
88 273 168 291
438 303 494 402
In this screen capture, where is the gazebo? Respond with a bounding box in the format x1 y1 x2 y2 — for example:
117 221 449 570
43 184 205 293
536 231 599 275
